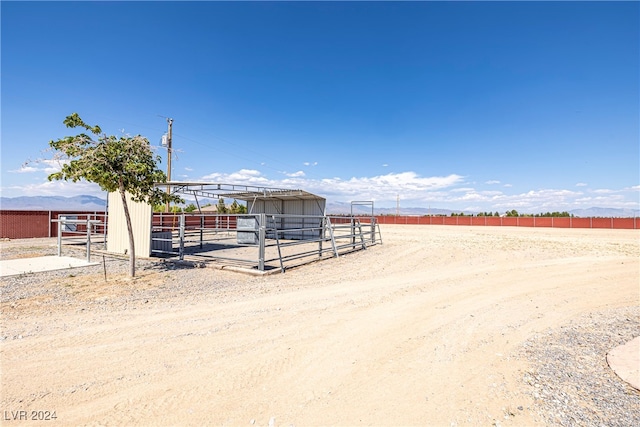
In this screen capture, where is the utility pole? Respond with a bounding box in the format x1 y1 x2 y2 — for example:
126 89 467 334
165 118 173 213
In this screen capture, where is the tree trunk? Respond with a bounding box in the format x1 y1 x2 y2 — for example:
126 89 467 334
119 184 136 278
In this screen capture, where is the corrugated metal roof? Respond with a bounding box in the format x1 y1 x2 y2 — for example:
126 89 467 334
156 182 325 202
225 189 322 202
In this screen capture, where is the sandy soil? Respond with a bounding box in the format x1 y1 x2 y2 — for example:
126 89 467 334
1 225 639 426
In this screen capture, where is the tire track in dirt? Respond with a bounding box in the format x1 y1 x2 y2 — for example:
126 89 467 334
2 225 638 426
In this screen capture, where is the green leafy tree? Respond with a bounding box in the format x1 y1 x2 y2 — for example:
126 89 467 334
216 198 228 214
48 113 182 277
184 203 197 213
228 200 247 214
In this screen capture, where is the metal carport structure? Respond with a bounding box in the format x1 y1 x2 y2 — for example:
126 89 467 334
107 182 381 273
162 182 326 216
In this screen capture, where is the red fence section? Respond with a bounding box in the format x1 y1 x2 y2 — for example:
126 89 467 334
1 210 639 239
371 215 639 229
152 213 240 232
0 210 106 239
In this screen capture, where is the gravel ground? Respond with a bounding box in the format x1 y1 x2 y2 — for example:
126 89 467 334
519 305 640 427
1 252 258 312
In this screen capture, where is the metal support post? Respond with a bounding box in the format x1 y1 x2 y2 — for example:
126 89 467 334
258 213 266 271
57 220 62 257
200 216 204 249
179 214 185 260
351 217 356 249
318 218 324 257
165 118 173 212
86 219 91 262
326 217 339 258
370 220 376 244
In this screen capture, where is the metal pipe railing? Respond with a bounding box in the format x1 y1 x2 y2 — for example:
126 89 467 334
149 213 381 272
52 218 102 262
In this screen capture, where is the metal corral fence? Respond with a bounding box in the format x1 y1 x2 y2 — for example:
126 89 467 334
373 215 640 229
152 213 382 272
52 216 105 261
54 213 107 247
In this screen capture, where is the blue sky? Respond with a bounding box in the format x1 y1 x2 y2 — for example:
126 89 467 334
2 1 638 213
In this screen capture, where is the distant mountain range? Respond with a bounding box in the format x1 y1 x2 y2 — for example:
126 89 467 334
566 207 640 218
1 196 638 217
0 195 107 211
323 202 640 218
326 201 455 216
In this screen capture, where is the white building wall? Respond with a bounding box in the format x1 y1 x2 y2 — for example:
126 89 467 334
106 191 153 257
248 199 325 216
247 197 326 240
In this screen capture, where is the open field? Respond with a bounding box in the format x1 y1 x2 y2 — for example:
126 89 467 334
1 225 639 426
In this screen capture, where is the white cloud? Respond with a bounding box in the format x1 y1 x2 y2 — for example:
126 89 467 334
201 168 270 185
197 169 464 204
10 159 65 174
485 180 500 185
576 182 588 187
12 166 39 173
490 189 585 211
303 161 318 166
185 167 194 172
452 187 475 193
5 163 638 213
382 164 388 167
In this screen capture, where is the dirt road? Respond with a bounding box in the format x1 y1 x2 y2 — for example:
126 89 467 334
1 225 638 426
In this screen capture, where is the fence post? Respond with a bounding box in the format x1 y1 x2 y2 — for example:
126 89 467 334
57 220 62 257
351 217 356 249
370 217 376 243
318 217 324 257
258 213 266 271
179 214 185 260
200 215 204 249
103 212 108 248
86 219 91 263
